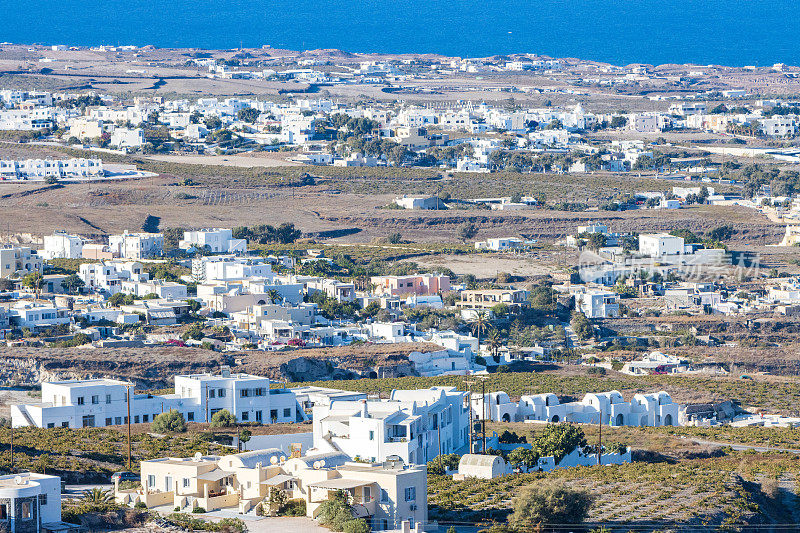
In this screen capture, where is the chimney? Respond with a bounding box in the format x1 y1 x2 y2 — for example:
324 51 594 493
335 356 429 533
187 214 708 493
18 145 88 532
361 399 369 418
220 365 230 378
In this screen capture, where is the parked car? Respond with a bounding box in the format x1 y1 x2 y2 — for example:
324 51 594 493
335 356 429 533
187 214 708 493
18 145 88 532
111 471 139 483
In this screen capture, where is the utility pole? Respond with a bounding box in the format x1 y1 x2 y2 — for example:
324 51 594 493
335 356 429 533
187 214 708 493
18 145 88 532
436 413 441 457
10 424 13 472
597 408 602 466
126 385 132 471
465 377 475 453
481 379 487 454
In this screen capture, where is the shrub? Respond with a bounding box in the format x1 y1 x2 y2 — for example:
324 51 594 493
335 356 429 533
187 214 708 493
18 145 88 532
134 502 147 509
152 410 187 433
343 518 370 533
428 453 461 475
210 409 235 428
318 490 353 531
192 507 206 514
508 480 594 531
280 499 306 517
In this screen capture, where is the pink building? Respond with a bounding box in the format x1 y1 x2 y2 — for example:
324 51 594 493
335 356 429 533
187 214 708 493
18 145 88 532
370 274 450 296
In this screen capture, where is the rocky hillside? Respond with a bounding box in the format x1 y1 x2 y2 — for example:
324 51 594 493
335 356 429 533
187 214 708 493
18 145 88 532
0 342 444 388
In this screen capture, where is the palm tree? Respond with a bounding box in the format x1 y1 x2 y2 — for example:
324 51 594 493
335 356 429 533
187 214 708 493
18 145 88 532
486 330 503 362
267 289 282 304
82 487 113 504
470 310 492 357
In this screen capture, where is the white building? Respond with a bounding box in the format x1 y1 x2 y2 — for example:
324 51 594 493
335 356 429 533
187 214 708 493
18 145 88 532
12 368 304 428
79 261 147 295
192 256 273 283
393 196 441 210
516 390 680 426
638 233 685 257
572 288 620 318
312 387 470 464
6 301 71 330
41 232 84 260
0 473 65 533
110 128 145 149
474 237 526 251
407 349 471 376
179 229 247 254
0 159 103 181
761 116 797 137
108 231 163 259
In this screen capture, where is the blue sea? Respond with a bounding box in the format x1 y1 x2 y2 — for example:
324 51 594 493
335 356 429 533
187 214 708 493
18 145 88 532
4 0 800 66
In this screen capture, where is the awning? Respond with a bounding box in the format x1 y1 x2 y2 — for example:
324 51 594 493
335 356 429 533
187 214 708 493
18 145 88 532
197 469 233 481
307 478 373 490
261 474 296 486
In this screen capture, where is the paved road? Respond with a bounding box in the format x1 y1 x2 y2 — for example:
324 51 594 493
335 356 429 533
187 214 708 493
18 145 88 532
63 484 113 498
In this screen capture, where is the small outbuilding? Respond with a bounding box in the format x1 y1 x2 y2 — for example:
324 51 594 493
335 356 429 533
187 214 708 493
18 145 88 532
456 454 508 480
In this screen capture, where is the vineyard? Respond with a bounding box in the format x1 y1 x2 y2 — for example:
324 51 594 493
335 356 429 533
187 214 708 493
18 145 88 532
0 426 234 483
429 451 800 531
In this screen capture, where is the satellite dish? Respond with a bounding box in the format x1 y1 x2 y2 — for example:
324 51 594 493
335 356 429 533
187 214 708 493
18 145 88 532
280 456 286 463
14 476 23 485
313 461 321 469
194 452 202 461
270 456 278 465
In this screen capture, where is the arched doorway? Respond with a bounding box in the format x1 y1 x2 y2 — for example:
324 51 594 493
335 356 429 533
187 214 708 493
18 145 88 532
502 413 511 422
615 413 624 426
551 415 559 423
664 414 673 426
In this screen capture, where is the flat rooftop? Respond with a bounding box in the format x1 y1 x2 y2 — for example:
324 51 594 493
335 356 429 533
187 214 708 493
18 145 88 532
47 378 133 388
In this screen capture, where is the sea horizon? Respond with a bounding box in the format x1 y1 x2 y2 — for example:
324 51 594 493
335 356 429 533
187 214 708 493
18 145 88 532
4 0 800 67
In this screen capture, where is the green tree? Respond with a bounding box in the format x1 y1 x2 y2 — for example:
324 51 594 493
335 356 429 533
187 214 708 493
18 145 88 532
152 410 187 433
37 453 52 475
708 225 733 242
583 232 606 251
609 115 628 129
204 115 222 130
162 227 185 249
458 222 479 242
532 424 587 464
427 453 461 475
237 107 261 123
267 289 282 304
60 274 85 294
239 429 252 451
108 292 134 307
508 447 540 469
387 232 402 244
210 409 235 428
508 480 594 532
317 490 353 531
469 310 492 354
22 272 45 298
570 311 593 341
